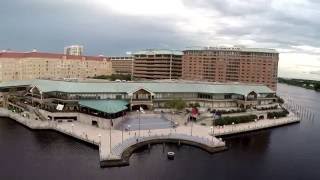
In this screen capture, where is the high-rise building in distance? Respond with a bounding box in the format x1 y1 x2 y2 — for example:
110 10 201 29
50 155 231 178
110 56 133 75
133 49 182 80
182 46 279 90
64 45 84 56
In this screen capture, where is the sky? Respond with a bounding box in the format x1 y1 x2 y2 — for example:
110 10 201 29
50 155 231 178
1 0 320 80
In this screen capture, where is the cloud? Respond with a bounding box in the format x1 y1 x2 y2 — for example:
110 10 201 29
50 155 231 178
1 0 320 80
0 0 194 55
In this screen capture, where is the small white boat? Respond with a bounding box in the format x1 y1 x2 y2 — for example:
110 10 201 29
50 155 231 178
167 152 175 160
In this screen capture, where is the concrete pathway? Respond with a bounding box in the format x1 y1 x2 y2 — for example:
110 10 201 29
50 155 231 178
212 113 300 136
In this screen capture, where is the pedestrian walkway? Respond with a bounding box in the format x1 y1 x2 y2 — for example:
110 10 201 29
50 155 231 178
212 113 300 136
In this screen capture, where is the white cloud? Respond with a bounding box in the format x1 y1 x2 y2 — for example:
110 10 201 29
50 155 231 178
2 0 320 80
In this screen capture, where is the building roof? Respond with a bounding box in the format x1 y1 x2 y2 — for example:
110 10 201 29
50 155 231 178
133 49 183 56
79 100 128 114
0 79 274 96
0 51 109 61
184 46 278 53
110 56 133 60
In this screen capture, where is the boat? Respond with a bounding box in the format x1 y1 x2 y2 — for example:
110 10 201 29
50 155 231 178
167 152 175 160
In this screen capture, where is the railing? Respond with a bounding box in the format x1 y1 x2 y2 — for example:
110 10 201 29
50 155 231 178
109 133 225 160
213 115 300 136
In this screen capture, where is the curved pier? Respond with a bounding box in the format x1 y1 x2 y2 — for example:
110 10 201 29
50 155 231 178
101 134 227 167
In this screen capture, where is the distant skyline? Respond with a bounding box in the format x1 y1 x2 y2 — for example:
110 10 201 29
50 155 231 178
1 0 320 80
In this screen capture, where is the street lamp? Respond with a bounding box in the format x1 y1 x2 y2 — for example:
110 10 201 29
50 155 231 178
98 134 101 145
232 122 234 131
109 126 112 154
128 124 131 135
137 109 141 138
71 123 74 133
210 126 214 142
122 127 124 143
191 118 193 136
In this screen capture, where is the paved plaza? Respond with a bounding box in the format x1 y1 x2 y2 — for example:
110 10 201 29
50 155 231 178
115 113 173 131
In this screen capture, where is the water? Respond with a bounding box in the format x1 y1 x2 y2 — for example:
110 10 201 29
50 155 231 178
1 83 320 180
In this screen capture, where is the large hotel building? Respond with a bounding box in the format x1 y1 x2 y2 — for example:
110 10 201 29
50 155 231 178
182 47 279 90
110 56 133 75
133 50 182 80
0 51 112 81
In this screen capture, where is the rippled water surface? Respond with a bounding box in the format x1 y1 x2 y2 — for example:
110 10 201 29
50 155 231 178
1 84 320 180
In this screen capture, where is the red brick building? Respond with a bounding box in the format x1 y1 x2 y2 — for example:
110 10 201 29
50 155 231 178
182 47 279 90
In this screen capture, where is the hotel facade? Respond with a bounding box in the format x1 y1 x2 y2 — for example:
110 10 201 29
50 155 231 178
133 50 182 80
0 51 112 82
182 47 279 90
110 56 133 75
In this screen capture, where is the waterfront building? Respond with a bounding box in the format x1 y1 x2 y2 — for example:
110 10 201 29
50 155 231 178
0 79 276 127
133 49 182 80
0 51 112 81
110 56 133 75
64 45 84 56
182 46 279 90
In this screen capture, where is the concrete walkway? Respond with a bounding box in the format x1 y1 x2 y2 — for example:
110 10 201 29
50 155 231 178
55 121 226 161
212 113 300 136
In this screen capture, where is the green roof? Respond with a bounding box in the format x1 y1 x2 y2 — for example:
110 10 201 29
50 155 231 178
79 100 128 114
0 79 274 96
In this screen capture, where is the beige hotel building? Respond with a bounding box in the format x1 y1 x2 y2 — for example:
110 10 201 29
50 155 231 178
133 49 182 80
0 51 112 82
110 56 133 75
182 46 279 90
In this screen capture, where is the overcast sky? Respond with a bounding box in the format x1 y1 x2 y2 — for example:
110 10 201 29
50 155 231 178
1 0 320 80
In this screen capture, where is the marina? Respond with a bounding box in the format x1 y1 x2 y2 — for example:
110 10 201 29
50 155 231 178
0 103 300 167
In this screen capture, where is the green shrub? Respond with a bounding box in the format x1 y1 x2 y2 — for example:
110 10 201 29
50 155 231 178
212 108 246 114
267 109 289 119
165 98 186 111
215 115 257 126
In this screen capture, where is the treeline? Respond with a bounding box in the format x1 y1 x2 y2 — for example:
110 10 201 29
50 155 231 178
278 77 320 91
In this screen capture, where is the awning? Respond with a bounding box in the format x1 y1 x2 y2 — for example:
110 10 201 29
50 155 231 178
79 100 128 114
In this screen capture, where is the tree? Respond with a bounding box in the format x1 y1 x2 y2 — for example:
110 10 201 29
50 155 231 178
314 83 320 91
165 98 186 111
